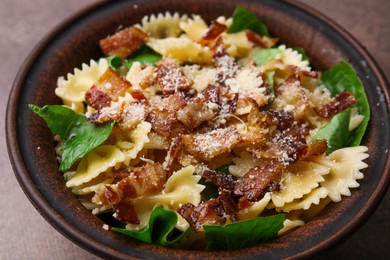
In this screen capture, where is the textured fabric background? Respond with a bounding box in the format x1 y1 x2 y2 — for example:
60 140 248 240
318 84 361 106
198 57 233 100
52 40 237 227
1 1 388 259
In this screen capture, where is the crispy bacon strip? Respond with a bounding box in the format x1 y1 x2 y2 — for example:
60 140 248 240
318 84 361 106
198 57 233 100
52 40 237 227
177 86 222 130
219 189 239 222
245 30 278 48
202 168 236 190
156 58 193 94
95 163 167 203
198 21 227 47
113 201 139 224
285 65 318 78
163 135 183 170
146 92 188 138
305 140 327 157
85 87 112 110
177 199 227 232
234 161 284 204
177 97 217 130
119 163 167 197
252 131 308 165
182 127 241 160
93 163 167 224
314 90 357 118
85 68 131 110
89 100 147 130
100 26 148 58
248 108 294 130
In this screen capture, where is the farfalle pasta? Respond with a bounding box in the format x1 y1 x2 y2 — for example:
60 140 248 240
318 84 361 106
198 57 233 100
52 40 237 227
30 6 370 251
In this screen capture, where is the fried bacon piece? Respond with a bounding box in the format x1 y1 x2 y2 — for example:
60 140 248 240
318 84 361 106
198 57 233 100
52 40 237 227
198 21 227 47
85 68 132 110
245 30 278 48
89 99 147 130
241 108 294 146
85 87 112 110
286 65 318 79
117 163 167 197
177 199 227 232
156 58 193 94
201 168 236 190
95 163 167 203
93 163 167 224
182 127 241 160
181 189 239 226
177 85 221 130
314 90 357 118
219 189 239 222
163 135 183 170
146 92 188 138
177 97 217 130
147 108 188 138
248 108 294 130
113 201 140 224
100 26 149 58
251 126 326 165
251 131 308 165
234 161 284 204
305 140 327 158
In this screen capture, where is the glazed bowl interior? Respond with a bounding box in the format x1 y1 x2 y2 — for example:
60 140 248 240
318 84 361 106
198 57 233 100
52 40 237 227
6 0 390 259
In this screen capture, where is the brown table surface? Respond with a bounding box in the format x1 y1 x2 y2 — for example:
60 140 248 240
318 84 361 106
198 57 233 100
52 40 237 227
1 0 389 259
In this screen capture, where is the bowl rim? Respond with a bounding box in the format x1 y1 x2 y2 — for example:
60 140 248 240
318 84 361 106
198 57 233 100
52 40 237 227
6 0 390 259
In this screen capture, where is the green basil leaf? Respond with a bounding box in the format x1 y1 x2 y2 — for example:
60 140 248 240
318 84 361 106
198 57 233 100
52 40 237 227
252 48 282 66
199 178 219 200
313 110 351 154
124 45 162 69
204 214 285 251
216 164 231 175
106 56 122 69
292 47 310 62
321 61 370 146
112 207 190 246
29 104 77 139
29 104 114 171
200 165 233 200
228 6 270 36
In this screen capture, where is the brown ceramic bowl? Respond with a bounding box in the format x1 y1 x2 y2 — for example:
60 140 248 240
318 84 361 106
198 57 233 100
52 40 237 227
6 0 390 259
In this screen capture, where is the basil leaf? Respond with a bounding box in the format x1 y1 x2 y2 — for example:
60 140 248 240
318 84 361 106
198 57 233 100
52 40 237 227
321 61 370 146
29 104 114 171
228 6 270 36
216 164 231 175
124 45 162 68
112 207 190 246
106 56 122 69
204 214 285 251
252 48 282 66
199 178 219 200
313 110 351 154
292 47 310 62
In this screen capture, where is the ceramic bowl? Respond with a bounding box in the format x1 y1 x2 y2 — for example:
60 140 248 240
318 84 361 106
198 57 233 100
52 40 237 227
6 0 390 258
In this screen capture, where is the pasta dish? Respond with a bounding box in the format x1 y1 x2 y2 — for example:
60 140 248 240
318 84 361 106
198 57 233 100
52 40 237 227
30 6 369 250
